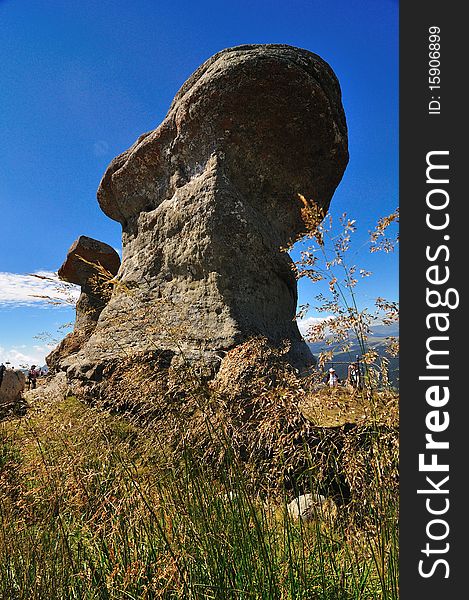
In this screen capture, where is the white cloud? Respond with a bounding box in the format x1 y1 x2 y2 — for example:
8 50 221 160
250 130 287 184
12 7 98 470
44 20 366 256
0 344 54 368
0 271 79 308
297 316 332 337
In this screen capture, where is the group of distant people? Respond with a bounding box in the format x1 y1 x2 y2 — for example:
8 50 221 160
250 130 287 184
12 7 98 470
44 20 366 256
324 360 361 390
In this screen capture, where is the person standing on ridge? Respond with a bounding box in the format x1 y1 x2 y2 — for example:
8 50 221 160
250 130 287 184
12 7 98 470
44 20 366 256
28 365 38 390
347 361 361 389
0 363 5 388
326 367 339 388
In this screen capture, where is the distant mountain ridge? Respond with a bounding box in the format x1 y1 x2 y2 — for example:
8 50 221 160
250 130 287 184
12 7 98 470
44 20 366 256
18 365 48 375
306 323 399 388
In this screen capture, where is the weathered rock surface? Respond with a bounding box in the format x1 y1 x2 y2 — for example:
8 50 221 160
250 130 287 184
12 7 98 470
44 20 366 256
47 236 120 371
24 371 69 407
60 44 348 388
0 369 26 408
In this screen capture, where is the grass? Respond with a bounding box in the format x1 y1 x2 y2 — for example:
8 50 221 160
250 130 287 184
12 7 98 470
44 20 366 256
0 204 399 598
0 374 398 600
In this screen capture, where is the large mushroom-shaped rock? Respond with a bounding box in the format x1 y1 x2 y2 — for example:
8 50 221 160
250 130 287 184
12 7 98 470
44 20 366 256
46 236 120 371
64 44 348 381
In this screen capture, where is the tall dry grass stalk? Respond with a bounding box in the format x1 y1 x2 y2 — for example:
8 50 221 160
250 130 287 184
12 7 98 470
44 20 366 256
293 199 399 389
1 381 398 599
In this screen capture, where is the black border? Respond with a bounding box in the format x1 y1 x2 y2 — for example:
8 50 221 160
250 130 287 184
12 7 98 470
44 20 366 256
400 3 467 596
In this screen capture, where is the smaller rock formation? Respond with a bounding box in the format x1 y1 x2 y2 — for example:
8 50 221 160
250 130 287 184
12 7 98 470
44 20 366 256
46 236 120 372
0 369 26 410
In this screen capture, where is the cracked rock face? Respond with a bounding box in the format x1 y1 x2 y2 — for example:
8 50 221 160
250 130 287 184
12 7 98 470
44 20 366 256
62 44 348 382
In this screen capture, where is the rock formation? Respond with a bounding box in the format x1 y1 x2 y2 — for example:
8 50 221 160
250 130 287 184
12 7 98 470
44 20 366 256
58 44 348 389
0 369 26 409
46 236 120 371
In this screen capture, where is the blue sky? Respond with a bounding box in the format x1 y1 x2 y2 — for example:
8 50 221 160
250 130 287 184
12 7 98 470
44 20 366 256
0 0 398 367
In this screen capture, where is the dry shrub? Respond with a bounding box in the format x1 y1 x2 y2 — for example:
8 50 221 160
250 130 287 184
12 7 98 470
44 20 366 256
65 336 398 520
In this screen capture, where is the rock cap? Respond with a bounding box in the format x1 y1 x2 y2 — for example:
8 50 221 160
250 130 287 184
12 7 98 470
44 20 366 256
58 235 120 287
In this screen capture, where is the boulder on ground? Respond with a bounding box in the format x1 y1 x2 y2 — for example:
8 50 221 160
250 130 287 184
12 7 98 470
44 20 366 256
0 369 26 409
287 493 337 522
